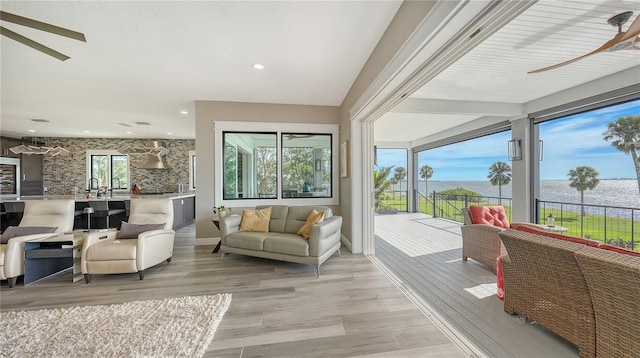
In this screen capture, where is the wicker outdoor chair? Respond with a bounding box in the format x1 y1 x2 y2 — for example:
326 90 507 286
575 246 640 358
460 207 507 273
499 229 595 358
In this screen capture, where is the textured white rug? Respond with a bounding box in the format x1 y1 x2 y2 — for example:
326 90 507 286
1 294 232 357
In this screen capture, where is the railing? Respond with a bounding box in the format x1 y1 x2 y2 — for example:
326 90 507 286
376 190 408 212
382 190 637 251
414 190 513 222
536 199 638 251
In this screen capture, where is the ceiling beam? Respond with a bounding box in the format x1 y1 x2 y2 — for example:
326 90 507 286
390 98 524 116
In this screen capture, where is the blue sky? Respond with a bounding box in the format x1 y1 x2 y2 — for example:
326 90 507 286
375 99 639 181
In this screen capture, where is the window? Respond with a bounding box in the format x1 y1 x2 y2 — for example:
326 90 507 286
215 122 339 206
222 132 277 199
282 133 332 198
86 150 129 190
374 148 407 211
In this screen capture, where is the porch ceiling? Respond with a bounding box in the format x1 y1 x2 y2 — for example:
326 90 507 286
375 0 640 143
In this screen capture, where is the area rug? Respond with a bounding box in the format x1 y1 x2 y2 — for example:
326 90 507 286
0 294 232 357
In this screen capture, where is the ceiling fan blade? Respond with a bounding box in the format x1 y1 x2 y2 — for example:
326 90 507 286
619 14 640 42
1 26 70 61
528 35 619 74
0 11 85 42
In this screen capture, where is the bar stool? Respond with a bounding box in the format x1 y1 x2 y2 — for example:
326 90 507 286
74 201 90 230
89 201 126 229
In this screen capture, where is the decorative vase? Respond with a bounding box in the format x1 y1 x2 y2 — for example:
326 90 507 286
219 210 228 218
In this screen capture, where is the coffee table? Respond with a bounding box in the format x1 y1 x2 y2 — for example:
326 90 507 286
23 229 115 285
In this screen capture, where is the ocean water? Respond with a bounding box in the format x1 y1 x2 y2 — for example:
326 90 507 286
409 179 640 209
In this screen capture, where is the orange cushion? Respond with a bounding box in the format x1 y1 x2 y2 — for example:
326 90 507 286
468 206 510 228
509 222 547 233
599 244 640 257
511 223 599 247
496 256 504 301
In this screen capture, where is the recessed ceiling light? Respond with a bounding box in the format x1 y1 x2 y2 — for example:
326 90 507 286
180 110 188 115
252 63 265 70
126 131 133 134
167 132 173 135
83 130 90 134
28 129 36 133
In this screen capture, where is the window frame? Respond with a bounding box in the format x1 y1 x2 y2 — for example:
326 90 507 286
85 149 130 191
214 121 339 207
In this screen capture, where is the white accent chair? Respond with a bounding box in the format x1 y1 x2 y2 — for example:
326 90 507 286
1 200 75 288
81 198 175 283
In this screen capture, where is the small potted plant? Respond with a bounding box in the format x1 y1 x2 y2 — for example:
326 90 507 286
213 205 232 218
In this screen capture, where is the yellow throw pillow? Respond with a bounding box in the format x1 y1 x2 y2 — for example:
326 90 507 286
239 207 272 232
297 209 325 239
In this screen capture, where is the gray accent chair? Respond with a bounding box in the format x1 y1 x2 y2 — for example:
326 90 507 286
219 205 342 276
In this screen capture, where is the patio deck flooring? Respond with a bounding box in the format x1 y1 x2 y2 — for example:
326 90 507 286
374 213 579 358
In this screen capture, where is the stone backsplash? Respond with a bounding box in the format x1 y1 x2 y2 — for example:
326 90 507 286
42 137 195 195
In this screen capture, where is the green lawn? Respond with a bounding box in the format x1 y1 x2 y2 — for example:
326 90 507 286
378 194 638 250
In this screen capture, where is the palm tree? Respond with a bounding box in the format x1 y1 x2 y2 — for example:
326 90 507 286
392 166 407 191
568 166 600 217
603 115 640 196
374 166 395 209
420 164 433 197
487 161 512 204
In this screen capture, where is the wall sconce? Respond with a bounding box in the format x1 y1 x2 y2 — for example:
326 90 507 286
508 139 522 161
315 159 322 172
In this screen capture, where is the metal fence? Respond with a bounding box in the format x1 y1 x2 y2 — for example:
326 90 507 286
413 191 513 222
407 191 638 251
536 199 638 250
375 190 407 212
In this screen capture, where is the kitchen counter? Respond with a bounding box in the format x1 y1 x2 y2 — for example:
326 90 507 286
0 192 195 202
0 193 196 231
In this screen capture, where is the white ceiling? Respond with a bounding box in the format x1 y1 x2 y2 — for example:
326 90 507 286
375 0 640 143
0 1 402 139
1 1 639 143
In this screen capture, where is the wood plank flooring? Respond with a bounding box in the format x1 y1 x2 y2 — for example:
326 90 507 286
375 213 580 358
1 224 466 358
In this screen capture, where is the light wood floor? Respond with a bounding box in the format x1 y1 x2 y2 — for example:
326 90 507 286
375 213 580 358
1 224 467 358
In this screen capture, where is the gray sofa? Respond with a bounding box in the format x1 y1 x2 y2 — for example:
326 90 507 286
219 205 342 276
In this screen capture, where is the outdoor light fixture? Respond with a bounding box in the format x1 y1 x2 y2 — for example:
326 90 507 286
315 159 322 172
374 145 378 166
508 139 522 161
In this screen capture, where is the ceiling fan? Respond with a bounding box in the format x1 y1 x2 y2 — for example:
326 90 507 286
529 11 640 74
0 10 86 61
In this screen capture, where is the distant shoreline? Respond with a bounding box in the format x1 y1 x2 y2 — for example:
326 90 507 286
424 178 636 182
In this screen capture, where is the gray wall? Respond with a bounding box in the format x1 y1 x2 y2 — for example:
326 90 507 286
194 101 340 239
42 137 194 195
